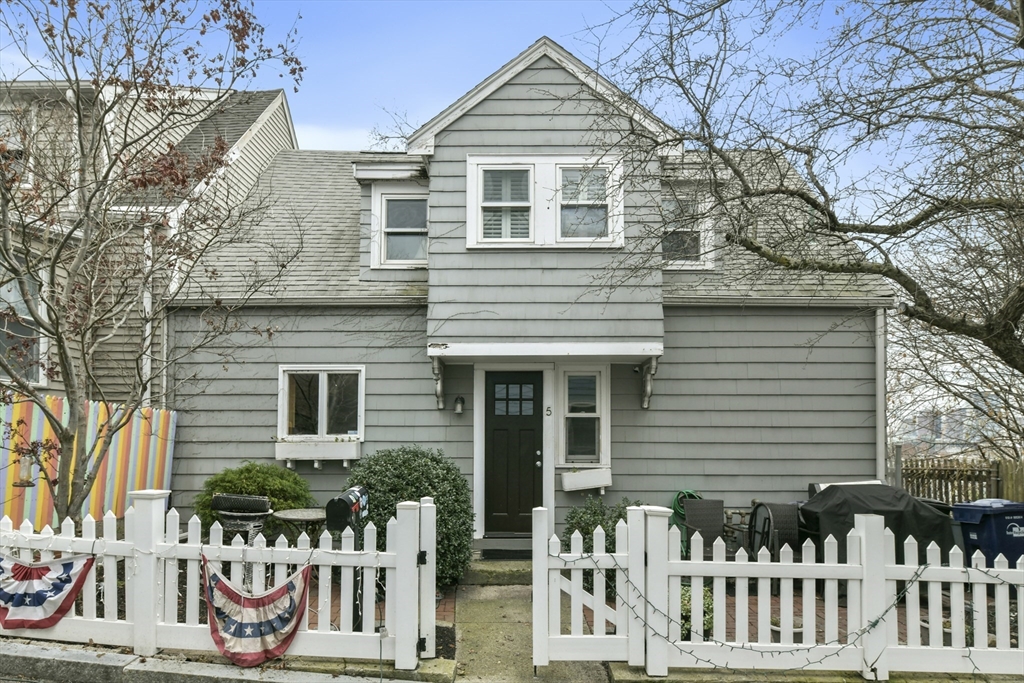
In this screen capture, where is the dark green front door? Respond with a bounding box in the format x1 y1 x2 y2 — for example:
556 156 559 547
485 371 543 535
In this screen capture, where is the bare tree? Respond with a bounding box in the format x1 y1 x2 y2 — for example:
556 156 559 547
590 0 1024 459
0 0 303 522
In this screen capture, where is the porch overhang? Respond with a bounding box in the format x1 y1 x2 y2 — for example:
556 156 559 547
426 341 663 364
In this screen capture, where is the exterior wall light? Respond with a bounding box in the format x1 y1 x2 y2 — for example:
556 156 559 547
454 396 465 415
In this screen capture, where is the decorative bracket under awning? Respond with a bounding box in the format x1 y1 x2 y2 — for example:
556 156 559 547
431 357 445 410
641 357 658 410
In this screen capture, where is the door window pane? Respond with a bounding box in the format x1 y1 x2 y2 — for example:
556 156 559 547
288 373 319 435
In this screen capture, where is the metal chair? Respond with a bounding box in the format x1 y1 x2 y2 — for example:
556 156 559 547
747 501 801 560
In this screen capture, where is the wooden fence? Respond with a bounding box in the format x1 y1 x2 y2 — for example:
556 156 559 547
533 505 1024 680
0 490 437 670
900 457 1024 503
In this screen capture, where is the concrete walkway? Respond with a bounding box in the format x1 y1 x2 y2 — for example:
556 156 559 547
455 583 609 682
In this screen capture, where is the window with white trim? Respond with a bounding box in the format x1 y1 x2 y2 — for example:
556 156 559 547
559 167 609 239
278 365 365 442
559 366 611 466
466 155 623 248
1 269 43 385
662 186 713 269
482 168 532 240
0 110 30 188
370 181 428 269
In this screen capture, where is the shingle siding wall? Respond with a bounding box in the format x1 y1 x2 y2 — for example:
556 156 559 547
426 55 664 346
169 306 472 516
553 306 878 527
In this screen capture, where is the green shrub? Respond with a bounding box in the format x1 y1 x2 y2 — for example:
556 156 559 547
346 445 473 588
193 461 316 539
562 495 643 600
681 584 714 637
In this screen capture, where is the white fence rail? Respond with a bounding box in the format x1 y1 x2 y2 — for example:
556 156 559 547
0 489 436 670
534 505 1024 680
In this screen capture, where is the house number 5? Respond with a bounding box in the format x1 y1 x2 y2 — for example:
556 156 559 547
546 406 552 416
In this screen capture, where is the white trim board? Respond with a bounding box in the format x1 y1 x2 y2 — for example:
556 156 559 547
428 342 663 360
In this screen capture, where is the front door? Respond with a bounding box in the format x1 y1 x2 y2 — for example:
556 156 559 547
485 371 543 535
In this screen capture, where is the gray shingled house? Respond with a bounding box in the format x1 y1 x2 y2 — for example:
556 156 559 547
168 38 894 546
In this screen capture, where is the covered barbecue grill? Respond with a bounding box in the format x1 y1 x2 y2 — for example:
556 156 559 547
800 484 955 564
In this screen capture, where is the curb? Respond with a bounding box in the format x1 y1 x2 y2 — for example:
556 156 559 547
607 662 1024 683
0 639 456 683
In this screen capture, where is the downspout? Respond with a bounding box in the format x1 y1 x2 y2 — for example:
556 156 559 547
875 308 887 481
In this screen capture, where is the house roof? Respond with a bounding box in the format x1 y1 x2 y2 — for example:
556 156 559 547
174 150 428 305
127 89 288 207
405 36 675 155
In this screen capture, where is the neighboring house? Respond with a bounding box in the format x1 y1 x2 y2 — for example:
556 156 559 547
0 82 296 402
170 38 894 545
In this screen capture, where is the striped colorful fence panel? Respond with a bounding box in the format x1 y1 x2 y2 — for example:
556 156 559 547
0 396 177 529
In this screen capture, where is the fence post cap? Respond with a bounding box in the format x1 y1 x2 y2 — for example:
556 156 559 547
396 501 419 510
129 489 171 500
640 505 672 517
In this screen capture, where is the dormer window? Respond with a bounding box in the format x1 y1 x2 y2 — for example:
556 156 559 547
466 155 623 248
559 167 608 239
370 181 428 269
0 110 30 188
662 186 713 270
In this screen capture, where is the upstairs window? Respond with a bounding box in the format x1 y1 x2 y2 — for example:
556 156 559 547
0 271 42 385
466 156 623 248
662 188 713 269
559 167 609 239
370 181 428 269
278 365 365 441
481 168 532 240
383 196 427 263
0 110 30 188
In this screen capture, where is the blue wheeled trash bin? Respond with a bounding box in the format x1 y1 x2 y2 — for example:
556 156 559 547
952 498 1024 568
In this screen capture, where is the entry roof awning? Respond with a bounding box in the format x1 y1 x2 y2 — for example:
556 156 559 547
426 341 663 363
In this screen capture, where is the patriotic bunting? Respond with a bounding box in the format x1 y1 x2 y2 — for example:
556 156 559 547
0 554 95 629
202 556 312 667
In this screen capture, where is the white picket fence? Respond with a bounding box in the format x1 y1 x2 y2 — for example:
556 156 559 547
533 505 1024 680
0 489 436 670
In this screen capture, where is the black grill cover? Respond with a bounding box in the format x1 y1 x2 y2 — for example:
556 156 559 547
800 484 955 564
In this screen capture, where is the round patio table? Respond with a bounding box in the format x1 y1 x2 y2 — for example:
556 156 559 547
272 507 327 540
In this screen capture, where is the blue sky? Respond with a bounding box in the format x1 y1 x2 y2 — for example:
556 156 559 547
250 1 633 149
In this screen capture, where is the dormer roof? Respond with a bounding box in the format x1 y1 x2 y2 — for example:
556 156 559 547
405 36 675 155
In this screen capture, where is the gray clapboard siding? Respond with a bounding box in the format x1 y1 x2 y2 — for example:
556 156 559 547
169 306 473 515
552 306 877 524
426 54 663 347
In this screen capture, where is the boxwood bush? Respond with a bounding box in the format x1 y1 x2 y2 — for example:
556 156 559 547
193 461 316 539
562 494 643 600
346 445 473 588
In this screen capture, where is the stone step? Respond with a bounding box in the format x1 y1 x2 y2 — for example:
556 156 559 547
461 559 531 585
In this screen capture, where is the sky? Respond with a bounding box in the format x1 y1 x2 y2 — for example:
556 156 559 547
248 1 634 150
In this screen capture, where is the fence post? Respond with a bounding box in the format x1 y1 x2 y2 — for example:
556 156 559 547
129 489 170 657
644 506 671 677
418 497 436 659
394 501 420 670
532 507 549 668
626 506 646 668
989 461 1001 499
855 514 889 681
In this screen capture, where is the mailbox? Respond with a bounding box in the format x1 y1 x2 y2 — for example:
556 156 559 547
326 485 369 533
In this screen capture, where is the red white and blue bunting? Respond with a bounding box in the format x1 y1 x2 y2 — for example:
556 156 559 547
0 554 95 629
202 556 312 667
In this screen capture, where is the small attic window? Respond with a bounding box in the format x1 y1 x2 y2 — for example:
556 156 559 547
370 181 428 269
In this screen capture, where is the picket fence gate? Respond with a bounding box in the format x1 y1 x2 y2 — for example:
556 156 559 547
0 490 436 670
533 505 1024 680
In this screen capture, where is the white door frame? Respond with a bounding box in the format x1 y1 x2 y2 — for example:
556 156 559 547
473 363 555 539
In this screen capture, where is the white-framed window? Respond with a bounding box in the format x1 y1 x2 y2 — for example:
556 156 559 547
558 166 609 240
370 181 428 269
558 365 611 467
0 269 45 386
662 186 713 269
277 365 365 442
0 109 31 188
466 155 623 248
